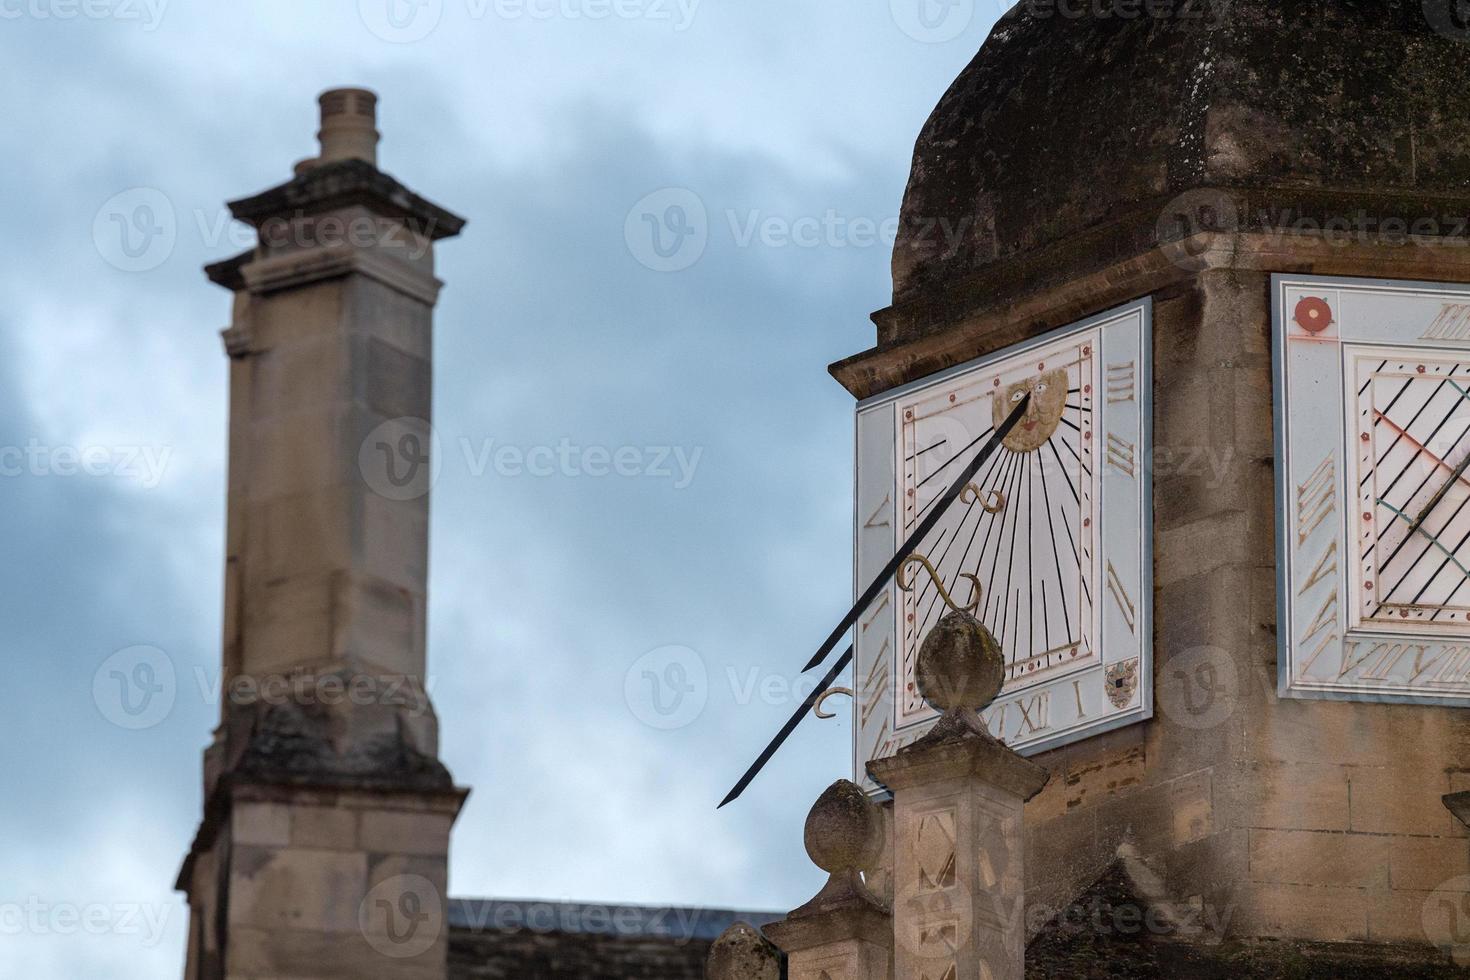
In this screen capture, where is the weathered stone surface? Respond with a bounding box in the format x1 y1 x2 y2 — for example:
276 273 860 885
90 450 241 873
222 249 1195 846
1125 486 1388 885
178 89 467 980
803 779 884 875
705 922 782 980
891 0 1470 309
1026 861 1470 977
914 609 1005 713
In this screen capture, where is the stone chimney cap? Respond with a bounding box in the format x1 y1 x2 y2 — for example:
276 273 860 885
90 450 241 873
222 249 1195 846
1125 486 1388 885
316 86 380 167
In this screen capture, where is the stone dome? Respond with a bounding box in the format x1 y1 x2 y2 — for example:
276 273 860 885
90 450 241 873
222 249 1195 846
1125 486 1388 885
892 0 1470 304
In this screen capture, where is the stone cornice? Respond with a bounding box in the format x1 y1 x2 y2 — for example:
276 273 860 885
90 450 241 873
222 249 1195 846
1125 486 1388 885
240 243 443 305
228 158 465 241
835 195 1470 401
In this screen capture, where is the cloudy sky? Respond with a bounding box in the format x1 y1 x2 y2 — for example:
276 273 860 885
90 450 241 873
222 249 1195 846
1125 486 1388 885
0 1 1010 975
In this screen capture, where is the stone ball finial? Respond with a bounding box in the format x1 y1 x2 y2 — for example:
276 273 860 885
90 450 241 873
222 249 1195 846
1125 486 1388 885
915 610 1005 712
803 779 883 874
704 922 781 980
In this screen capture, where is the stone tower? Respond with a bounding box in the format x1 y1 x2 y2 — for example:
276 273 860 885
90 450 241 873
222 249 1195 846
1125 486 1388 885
829 1 1470 970
176 88 468 979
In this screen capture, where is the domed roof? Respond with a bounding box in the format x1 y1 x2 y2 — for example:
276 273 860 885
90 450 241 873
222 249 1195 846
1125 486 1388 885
892 1 1470 303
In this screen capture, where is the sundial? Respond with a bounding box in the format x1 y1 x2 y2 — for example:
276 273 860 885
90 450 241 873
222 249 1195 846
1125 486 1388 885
718 394 1031 807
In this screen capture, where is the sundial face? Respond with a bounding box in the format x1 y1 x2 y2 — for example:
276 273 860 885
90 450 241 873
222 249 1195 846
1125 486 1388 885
854 302 1152 790
1350 352 1470 628
1278 276 1470 703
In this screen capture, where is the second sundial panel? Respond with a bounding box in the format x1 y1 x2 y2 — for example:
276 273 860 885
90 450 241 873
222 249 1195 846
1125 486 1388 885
854 301 1153 791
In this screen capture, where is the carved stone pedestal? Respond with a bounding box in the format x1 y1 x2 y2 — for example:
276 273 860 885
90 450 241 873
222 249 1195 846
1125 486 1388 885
869 714 1047 980
762 781 893 980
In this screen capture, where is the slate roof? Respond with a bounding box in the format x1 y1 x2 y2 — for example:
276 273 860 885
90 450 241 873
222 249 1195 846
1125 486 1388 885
447 898 784 980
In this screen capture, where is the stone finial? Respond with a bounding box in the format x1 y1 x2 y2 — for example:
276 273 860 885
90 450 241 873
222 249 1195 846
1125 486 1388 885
316 87 380 167
789 780 887 918
805 779 884 874
764 780 894 977
915 610 1005 712
705 922 782 980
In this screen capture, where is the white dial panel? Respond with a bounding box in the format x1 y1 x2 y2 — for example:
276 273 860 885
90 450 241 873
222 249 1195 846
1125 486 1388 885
1277 276 1470 703
854 302 1153 791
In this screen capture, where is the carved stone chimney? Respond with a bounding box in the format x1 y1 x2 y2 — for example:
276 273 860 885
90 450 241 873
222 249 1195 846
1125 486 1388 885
176 88 467 980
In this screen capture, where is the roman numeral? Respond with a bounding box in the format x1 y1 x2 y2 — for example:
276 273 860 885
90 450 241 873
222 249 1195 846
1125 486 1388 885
1106 361 1137 403
1299 539 1338 595
1301 589 1338 647
1106 560 1137 633
1296 455 1336 544
1431 647 1470 686
860 591 891 631
1014 691 1050 736
872 720 891 758
1106 433 1136 477
1354 642 1424 681
861 643 890 727
1422 303 1470 343
863 493 892 530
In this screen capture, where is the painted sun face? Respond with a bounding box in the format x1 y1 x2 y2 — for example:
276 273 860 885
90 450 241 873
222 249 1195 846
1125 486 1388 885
993 368 1069 452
